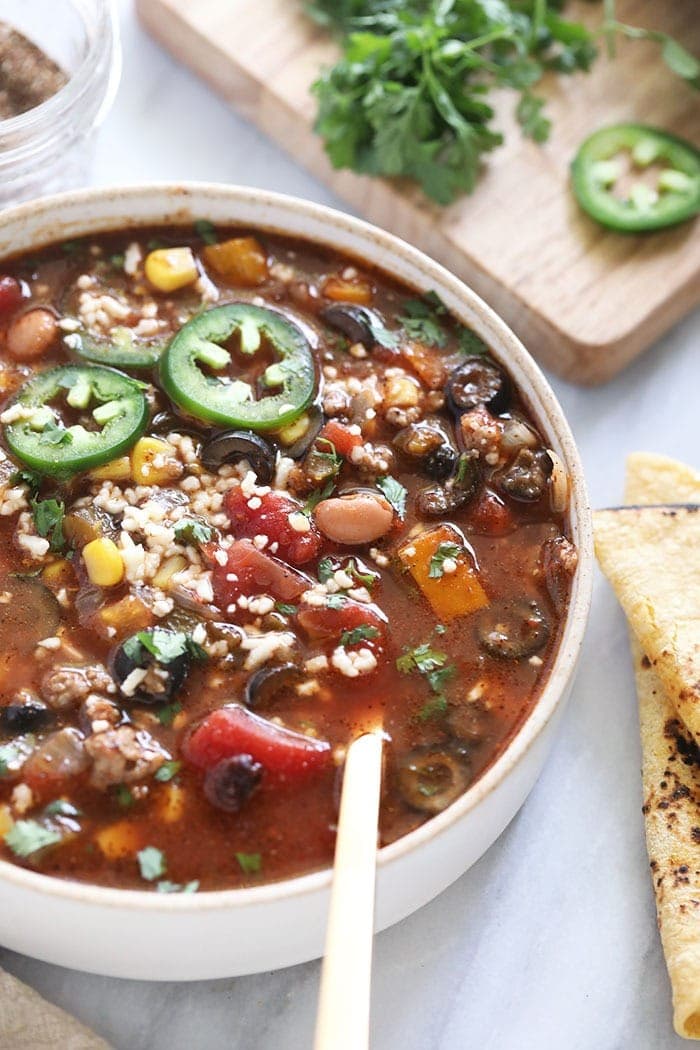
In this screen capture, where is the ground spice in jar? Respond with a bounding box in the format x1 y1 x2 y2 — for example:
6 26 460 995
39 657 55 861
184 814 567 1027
0 22 68 120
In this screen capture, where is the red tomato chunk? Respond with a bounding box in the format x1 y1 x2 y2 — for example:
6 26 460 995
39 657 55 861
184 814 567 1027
211 539 309 611
298 599 387 654
0 276 24 318
317 419 363 459
184 705 332 783
224 488 322 565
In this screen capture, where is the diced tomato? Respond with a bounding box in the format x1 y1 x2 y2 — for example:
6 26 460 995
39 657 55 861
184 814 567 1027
298 599 386 653
211 539 309 612
224 487 322 565
183 705 332 783
469 489 515 536
0 277 24 319
317 420 363 460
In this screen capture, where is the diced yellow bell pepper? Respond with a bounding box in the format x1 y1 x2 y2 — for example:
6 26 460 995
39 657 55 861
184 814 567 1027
322 275 373 305
398 524 488 622
156 783 185 824
42 558 74 591
202 236 268 286
89 456 132 482
0 804 14 839
95 594 154 640
131 437 182 486
83 538 124 587
95 820 142 859
152 554 188 591
144 246 198 292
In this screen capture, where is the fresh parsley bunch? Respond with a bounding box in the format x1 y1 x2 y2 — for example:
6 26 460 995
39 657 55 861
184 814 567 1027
307 0 699 204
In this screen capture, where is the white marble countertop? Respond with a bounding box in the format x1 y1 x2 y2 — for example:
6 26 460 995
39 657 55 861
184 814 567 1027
0 3 697 1048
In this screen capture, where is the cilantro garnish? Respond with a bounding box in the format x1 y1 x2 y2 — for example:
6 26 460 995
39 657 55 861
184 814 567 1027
235 852 262 875
308 1 698 204
458 328 488 356
137 846 167 881
194 219 217 244
376 475 407 519
398 296 447 349
157 701 183 727
10 469 42 497
397 642 456 721
317 556 335 583
428 542 463 579
0 736 34 778
326 594 347 610
44 800 80 818
31 498 65 552
123 628 207 668
174 519 214 545
304 478 336 516
275 602 298 616
5 820 62 858
340 624 379 647
417 695 449 722
109 252 126 270
156 879 200 894
155 760 182 783
116 784 134 809
346 558 376 588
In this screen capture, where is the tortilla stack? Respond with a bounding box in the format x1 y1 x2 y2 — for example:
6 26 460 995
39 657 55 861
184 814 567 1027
594 453 700 1040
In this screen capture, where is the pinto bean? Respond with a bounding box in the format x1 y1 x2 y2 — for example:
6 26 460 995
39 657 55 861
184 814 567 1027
314 492 393 545
6 308 58 361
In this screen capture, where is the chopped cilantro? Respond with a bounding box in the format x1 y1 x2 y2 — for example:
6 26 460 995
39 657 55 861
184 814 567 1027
346 558 376 588
155 760 182 783
174 519 214 545
376 475 407 519
109 252 126 270
398 296 447 348
194 219 217 245
157 701 183 727
326 594 347 610
458 327 488 356
317 556 335 583
137 846 167 881
0 736 34 777
340 624 379 647
31 498 65 552
275 602 298 616
235 852 262 875
156 879 200 894
314 437 342 471
5 820 62 858
428 542 463 579
397 642 455 721
417 695 449 721
126 628 207 667
397 643 447 676
304 478 335 515
116 784 134 809
10 469 41 497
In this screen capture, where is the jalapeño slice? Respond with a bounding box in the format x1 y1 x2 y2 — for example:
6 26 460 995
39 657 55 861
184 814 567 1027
3 365 148 476
64 323 167 369
160 303 316 432
571 124 700 232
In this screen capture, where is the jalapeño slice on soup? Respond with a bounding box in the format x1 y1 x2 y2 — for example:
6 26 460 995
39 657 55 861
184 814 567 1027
0 227 576 892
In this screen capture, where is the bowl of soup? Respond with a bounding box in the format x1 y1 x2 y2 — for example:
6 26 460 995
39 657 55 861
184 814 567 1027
0 184 592 979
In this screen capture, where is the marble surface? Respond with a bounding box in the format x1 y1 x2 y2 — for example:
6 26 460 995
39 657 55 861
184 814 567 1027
0 3 697 1047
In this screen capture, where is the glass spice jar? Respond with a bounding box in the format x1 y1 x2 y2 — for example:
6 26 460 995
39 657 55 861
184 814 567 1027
0 0 121 207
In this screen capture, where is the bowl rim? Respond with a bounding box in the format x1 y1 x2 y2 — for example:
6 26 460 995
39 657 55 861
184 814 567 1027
0 181 593 913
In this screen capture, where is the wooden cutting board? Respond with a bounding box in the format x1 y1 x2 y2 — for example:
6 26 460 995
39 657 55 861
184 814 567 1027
136 0 700 385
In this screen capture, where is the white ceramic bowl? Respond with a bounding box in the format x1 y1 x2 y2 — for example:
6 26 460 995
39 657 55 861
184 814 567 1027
0 184 593 980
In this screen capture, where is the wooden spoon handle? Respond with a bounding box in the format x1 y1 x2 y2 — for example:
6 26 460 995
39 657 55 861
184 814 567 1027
313 731 384 1050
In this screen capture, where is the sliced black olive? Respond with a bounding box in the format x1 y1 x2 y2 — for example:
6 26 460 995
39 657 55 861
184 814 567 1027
424 444 458 481
201 430 276 484
283 404 323 460
416 453 481 517
0 577 60 656
397 746 471 815
500 448 553 502
321 304 384 347
204 754 263 812
448 700 494 744
244 662 302 710
447 356 510 415
112 630 191 704
151 410 205 440
477 599 549 660
0 697 52 734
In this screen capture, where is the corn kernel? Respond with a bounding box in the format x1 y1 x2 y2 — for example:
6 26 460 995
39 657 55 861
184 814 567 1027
384 373 421 408
278 413 311 446
131 437 182 486
83 538 124 588
89 456 132 482
153 554 188 590
95 820 142 859
202 237 268 286
144 246 198 292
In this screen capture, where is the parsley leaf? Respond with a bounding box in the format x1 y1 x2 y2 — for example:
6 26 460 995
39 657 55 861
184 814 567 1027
154 760 182 783
397 642 455 720
340 624 379 647
5 820 62 858
326 593 347 610
318 556 335 583
10 469 42 497
398 297 447 348
235 852 262 875
127 628 207 667
174 519 214 545
156 879 200 894
428 542 463 579
137 846 167 881
31 498 65 552
376 475 407 519
346 558 376 588
194 219 217 244
275 602 298 616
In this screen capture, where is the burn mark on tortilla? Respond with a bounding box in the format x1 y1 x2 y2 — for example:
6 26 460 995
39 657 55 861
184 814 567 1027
664 719 700 768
